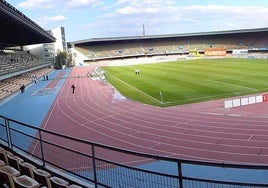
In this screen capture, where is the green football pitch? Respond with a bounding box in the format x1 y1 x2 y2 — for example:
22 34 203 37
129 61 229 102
102 58 268 107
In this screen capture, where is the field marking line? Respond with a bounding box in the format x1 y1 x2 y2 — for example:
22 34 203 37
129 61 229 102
163 90 254 105
218 72 264 80
106 69 263 105
164 93 228 104
107 73 163 104
207 79 258 91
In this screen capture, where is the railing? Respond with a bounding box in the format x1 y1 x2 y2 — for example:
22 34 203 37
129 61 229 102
0 114 268 188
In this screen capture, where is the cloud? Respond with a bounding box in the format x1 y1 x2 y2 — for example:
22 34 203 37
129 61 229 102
115 6 140 15
18 0 63 9
15 0 268 40
65 0 103 9
82 1 268 38
115 0 174 7
17 0 103 10
175 5 268 31
35 15 68 28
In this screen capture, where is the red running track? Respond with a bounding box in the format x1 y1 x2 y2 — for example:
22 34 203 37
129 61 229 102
41 67 268 165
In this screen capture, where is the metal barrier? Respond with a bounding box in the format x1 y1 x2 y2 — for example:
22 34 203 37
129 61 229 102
0 115 268 188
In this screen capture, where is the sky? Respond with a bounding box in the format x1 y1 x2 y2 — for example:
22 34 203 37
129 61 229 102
6 0 268 42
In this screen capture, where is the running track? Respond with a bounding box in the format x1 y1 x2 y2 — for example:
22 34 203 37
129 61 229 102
41 66 268 165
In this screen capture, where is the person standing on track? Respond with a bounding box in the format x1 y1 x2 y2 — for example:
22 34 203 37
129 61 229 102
71 84 76 94
20 84 25 93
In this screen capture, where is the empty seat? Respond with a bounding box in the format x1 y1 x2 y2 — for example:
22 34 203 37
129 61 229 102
8 155 24 171
0 150 13 164
13 175 40 188
18 162 36 179
0 165 20 188
67 184 83 188
50 177 69 188
0 159 5 167
33 168 52 188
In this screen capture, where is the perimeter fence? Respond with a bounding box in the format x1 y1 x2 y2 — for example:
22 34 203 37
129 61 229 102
0 115 268 188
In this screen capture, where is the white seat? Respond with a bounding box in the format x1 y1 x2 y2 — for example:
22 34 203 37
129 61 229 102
33 168 52 188
67 184 83 188
18 162 37 179
0 159 5 167
0 150 13 164
13 175 40 188
8 155 24 171
50 176 69 188
0 165 20 188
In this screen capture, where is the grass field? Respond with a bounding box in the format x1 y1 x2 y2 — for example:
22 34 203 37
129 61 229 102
102 58 268 107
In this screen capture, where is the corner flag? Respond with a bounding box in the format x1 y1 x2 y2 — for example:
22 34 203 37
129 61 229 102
160 91 163 104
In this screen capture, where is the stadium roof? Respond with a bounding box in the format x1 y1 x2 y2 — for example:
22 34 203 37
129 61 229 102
70 27 268 45
0 0 55 47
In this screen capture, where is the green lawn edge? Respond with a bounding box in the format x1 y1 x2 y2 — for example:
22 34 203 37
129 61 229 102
102 58 268 107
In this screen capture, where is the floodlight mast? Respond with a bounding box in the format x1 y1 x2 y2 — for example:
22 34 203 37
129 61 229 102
142 24 145 36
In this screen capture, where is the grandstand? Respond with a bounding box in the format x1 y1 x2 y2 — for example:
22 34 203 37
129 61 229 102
0 0 55 101
69 27 268 64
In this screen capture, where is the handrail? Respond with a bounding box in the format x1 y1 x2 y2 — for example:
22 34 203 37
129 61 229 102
1 114 268 188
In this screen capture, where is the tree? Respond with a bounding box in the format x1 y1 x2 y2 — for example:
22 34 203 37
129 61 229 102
54 51 73 69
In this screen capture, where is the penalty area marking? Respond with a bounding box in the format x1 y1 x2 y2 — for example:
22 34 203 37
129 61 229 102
207 79 258 91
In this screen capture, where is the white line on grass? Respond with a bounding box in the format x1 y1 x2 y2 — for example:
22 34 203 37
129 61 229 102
208 79 258 91
218 72 264 80
107 71 262 106
108 73 163 104
163 93 229 104
163 90 255 105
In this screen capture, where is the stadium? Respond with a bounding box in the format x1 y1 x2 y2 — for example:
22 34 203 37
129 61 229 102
69 27 268 63
1 0 268 188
